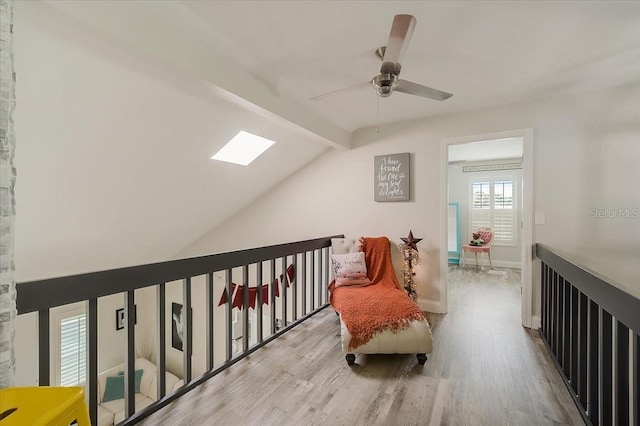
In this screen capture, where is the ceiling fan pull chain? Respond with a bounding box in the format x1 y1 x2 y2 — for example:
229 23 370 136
376 94 380 133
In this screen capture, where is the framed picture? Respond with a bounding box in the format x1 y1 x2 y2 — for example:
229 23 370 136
374 153 410 202
115 306 137 331
171 302 184 351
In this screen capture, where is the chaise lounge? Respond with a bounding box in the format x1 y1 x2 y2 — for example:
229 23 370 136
329 237 433 366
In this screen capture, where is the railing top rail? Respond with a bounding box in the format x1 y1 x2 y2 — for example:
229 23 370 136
536 243 640 332
17 235 343 314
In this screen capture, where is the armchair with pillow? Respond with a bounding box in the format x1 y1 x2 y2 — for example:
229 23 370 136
97 358 183 426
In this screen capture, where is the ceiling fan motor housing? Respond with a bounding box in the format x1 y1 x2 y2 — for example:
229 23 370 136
372 73 398 97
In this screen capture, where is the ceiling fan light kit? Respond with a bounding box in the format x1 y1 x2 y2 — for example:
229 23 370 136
311 14 453 102
372 73 398 97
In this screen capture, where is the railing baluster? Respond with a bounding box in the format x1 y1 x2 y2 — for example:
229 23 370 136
256 263 263 343
553 271 565 355
125 290 136 417
206 274 214 370
324 247 330 304
616 321 630 425
559 277 573 376
541 263 547 338
552 270 558 354
156 283 167 398
601 310 613 425
588 300 600 425
578 292 588 408
281 257 288 327
310 250 315 310
292 255 298 321
563 278 571 376
225 269 233 362
546 263 551 342
242 265 249 353
557 276 565 368
270 259 276 335
634 332 638 426
318 249 323 306
37 309 50 386
301 252 307 316
183 278 192 382
571 285 579 391
87 298 98 425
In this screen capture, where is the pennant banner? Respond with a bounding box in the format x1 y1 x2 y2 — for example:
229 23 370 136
216 265 293 309
217 283 237 307
280 264 296 288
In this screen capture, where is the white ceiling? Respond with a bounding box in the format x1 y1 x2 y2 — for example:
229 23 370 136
40 0 640 141
12 1 640 279
177 0 640 132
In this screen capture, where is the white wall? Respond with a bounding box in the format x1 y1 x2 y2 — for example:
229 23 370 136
182 82 640 313
11 0 329 385
448 160 522 268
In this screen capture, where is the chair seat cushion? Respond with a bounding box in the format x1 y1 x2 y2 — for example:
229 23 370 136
462 244 490 253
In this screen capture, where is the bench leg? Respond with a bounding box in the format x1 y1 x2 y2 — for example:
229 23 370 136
345 354 356 366
416 353 427 365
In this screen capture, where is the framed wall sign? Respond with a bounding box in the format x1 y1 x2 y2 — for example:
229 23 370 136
116 305 137 330
374 153 410 202
171 302 184 351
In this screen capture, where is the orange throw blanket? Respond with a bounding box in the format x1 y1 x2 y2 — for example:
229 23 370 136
329 236 426 350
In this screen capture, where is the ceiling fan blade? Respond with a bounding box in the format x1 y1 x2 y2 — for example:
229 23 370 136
396 79 453 101
380 14 416 76
309 81 372 101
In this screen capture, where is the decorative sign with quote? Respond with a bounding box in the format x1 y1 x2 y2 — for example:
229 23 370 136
374 153 410 202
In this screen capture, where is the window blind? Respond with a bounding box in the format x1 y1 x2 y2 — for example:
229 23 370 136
60 314 86 387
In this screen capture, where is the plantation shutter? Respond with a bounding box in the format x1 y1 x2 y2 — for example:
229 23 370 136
470 177 516 245
471 181 491 230
493 180 515 243
60 313 87 386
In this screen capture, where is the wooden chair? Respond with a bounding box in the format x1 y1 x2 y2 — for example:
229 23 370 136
461 227 494 270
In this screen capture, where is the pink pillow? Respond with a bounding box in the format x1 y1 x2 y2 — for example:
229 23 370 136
335 272 372 287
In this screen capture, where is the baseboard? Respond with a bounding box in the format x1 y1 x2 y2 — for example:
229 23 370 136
457 258 521 269
492 260 521 269
459 260 521 269
531 316 541 330
418 298 445 314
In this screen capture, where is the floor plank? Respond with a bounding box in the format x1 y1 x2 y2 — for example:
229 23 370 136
140 266 583 426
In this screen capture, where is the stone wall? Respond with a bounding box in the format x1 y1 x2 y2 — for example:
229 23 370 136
0 0 16 388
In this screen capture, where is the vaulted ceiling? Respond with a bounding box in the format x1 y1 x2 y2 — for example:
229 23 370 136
13 0 640 280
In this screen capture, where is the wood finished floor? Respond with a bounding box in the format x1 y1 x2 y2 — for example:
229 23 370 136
141 267 583 426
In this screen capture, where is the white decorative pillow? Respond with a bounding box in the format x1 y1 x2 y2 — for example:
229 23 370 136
331 238 360 255
331 252 369 282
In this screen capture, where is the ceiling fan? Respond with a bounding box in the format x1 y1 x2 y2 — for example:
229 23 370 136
310 14 453 102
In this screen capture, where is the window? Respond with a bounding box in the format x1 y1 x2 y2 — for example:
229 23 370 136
58 312 86 386
470 176 517 245
211 131 275 166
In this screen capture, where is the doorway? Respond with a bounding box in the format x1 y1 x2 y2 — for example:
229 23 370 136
440 129 534 328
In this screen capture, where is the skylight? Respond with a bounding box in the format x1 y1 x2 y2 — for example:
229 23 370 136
211 131 275 166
